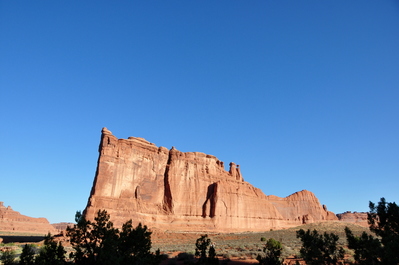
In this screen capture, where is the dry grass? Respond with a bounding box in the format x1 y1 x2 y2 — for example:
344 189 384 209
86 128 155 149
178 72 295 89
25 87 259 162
1 222 371 264
152 221 370 259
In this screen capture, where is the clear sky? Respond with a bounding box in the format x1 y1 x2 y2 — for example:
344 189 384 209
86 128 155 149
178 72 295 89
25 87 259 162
1 1 398 224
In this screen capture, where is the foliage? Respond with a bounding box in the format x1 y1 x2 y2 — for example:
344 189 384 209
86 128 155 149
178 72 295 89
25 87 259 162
119 220 162 265
296 229 344 265
0 248 16 265
67 210 119 265
345 227 381 265
19 244 37 265
35 233 66 265
256 238 282 265
66 209 161 265
194 235 219 265
345 197 399 265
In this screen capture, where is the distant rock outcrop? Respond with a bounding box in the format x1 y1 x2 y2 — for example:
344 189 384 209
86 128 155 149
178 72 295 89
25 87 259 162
337 211 369 227
51 222 75 231
84 128 338 232
0 202 56 234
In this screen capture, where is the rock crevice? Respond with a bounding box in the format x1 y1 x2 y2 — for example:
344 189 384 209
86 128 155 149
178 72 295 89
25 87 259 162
162 149 173 214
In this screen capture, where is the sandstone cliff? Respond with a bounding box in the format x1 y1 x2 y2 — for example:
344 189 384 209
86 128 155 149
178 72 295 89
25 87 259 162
336 211 369 227
84 128 337 232
0 202 56 234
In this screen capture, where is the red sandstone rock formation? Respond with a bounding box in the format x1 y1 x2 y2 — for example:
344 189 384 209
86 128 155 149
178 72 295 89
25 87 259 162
84 128 337 232
336 211 369 227
0 202 56 234
51 222 75 231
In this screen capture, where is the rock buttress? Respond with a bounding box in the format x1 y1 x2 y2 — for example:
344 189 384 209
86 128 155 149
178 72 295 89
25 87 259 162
84 128 337 232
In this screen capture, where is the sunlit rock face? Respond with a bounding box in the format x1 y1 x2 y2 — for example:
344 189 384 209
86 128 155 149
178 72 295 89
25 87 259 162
84 128 337 232
0 202 56 234
336 211 369 227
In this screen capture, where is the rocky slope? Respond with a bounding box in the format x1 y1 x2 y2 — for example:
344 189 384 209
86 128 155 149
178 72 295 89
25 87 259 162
0 202 56 234
84 128 337 232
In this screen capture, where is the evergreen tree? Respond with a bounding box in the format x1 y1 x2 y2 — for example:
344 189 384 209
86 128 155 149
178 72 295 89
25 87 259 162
296 229 344 265
345 198 399 265
19 244 36 265
35 233 66 265
345 227 381 265
66 209 161 265
119 220 161 265
195 235 219 265
67 210 120 265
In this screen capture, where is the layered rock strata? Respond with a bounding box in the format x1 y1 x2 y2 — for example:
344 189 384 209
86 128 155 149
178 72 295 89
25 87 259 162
84 128 337 232
337 211 369 227
0 202 56 234
51 222 75 231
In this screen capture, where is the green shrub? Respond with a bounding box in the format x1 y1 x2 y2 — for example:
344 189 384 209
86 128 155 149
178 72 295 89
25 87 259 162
0 248 16 265
177 252 194 261
256 238 282 265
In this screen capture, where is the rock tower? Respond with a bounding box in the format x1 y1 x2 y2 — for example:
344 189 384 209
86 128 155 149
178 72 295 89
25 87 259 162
84 128 337 232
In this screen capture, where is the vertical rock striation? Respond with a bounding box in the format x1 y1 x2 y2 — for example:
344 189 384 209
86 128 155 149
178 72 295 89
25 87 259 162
84 128 337 232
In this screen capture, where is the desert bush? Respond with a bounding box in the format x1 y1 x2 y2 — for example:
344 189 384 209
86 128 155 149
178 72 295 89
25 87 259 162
260 237 266 242
222 253 231 259
227 250 242 258
256 238 282 265
0 248 16 265
177 252 194 262
282 245 296 259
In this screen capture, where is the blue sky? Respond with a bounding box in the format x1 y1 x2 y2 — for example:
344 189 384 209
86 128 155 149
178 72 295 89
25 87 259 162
1 1 398 224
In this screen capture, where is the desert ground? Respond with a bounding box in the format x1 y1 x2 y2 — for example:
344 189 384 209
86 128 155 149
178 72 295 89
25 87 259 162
1 221 369 265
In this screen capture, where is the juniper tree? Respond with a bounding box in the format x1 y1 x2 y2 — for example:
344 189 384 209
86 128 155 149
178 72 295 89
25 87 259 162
19 244 36 265
35 233 66 265
256 238 283 265
66 210 161 265
296 229 344 265
345 198 399 265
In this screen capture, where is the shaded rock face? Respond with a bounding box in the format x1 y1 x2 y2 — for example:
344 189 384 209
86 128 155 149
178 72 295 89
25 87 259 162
0 202 56 234
84 128 337 232
337 211 369 227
